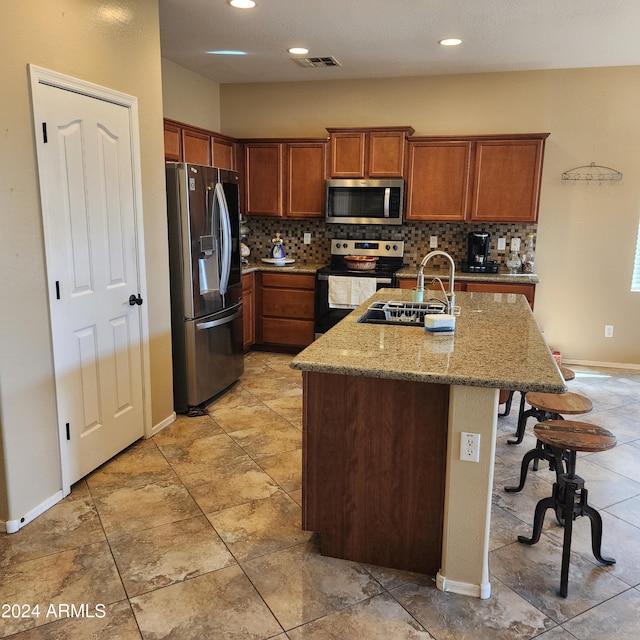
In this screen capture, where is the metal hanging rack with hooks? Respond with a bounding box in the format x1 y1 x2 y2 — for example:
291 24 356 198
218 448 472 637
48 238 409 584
562 162 622 183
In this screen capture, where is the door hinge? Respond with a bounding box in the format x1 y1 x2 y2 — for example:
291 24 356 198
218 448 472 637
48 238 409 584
65 423 70 441
42 122 48 144
55 281 60 300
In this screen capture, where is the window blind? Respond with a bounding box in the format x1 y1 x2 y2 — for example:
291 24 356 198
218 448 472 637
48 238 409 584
632 217 640 292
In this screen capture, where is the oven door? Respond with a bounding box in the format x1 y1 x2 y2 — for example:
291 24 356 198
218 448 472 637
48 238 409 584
314 271 394 336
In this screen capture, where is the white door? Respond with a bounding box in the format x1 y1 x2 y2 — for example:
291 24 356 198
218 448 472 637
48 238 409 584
31 68 149 488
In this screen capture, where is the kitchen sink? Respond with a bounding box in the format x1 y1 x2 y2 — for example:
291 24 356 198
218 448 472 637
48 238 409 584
357 300 447 326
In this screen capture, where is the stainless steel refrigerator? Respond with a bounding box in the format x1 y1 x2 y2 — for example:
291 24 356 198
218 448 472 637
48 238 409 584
166 163 244 413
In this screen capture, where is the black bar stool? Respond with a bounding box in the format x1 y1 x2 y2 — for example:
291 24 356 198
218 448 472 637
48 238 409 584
517 420 616 598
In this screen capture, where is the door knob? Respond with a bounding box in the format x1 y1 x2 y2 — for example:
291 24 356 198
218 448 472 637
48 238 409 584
129 294 143 306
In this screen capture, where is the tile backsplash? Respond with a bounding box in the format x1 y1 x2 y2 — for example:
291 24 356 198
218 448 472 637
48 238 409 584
242 217 537 267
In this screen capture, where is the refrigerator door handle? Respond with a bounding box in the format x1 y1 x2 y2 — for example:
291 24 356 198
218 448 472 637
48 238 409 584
215 182 232 296
195 307 242 331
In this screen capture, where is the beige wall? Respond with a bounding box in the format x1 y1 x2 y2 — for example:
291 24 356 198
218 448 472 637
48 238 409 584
219 68 640 365
162 58 221 131
0 0 173 523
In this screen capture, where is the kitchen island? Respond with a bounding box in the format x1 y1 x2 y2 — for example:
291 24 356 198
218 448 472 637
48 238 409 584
290 288 565 599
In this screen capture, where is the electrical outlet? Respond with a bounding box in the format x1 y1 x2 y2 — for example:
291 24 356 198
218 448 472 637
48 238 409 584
511 237 521 253
303 232 311 245
430 235 438 249
605 325 614 338
460 432 481 463
497 237 506 251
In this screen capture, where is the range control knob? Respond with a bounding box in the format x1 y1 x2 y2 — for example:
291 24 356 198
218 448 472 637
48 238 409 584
393 244 398 251
342 243 348 249
385 244 391 251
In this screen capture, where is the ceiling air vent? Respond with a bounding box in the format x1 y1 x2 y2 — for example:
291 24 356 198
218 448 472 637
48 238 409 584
293 56 341 68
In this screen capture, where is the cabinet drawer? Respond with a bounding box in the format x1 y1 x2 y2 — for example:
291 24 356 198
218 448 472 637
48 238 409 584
262 318 314 346
261 273 315 290
262 288 315 320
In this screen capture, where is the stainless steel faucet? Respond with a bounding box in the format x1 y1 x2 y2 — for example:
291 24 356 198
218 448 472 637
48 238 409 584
416 250 456 315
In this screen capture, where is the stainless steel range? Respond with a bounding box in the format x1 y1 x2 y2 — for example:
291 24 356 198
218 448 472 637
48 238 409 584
314 238 405 336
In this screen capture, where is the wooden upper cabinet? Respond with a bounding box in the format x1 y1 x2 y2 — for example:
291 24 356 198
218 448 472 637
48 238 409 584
242 138 328 219
471 136 547 222
163 119 237 169
182 127 211 165
212 134 236 170
285 141 327 218
368 131 409 177
244 142 282 217
406 140 472 221
163 121 182 162
327 127 414 179
329 132 366 177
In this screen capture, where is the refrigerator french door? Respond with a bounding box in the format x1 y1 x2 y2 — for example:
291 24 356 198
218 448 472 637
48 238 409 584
166 163 244 413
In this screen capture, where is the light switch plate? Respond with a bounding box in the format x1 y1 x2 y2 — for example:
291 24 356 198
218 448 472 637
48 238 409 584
303 232 311 245
497 237 506 251
430 235 438 249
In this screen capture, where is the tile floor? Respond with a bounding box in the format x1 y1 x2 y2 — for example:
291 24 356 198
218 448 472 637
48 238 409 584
1 352 639 639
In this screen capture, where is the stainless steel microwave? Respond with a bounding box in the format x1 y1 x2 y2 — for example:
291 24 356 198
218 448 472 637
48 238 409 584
325 179 404 225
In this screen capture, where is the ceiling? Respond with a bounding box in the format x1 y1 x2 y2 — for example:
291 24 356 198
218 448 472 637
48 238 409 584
158 0 640 85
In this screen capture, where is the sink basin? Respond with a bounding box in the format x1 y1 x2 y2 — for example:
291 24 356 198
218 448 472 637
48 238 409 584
357 300 446 326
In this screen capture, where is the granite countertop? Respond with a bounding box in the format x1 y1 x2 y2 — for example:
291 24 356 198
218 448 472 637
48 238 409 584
242 260 539 284
395 265 540 285
242 259 326 275
291 287 565 392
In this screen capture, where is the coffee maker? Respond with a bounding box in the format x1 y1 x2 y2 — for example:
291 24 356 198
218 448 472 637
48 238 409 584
462 231 498 272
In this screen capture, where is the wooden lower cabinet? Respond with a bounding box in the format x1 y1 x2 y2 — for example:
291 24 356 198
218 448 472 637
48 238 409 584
464 282 535 308
257 272 315 347
397 278 535 307
396 278 463 292
242 272 255 350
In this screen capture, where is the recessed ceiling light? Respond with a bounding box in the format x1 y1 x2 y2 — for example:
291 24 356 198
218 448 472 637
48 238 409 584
207 50 247 56
228 0 256 8
288 47 309 55
438 38 462 46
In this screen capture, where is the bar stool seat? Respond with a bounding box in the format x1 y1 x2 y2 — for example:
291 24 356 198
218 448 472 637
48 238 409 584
500 366 575 422
505 391 594 492
508 390 592 445
517 420 616 597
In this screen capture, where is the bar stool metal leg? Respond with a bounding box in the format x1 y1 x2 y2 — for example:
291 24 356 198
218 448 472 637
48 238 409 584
518 447 615 598
505 441 566 494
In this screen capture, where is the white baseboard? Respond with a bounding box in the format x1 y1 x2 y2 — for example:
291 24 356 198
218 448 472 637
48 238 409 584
1 490 65 534
1 412 176 534
148 411 176 438
436 572 491 599
562 359 640 371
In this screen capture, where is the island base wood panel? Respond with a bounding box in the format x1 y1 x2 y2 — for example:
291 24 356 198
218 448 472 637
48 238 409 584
302 371 448 575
